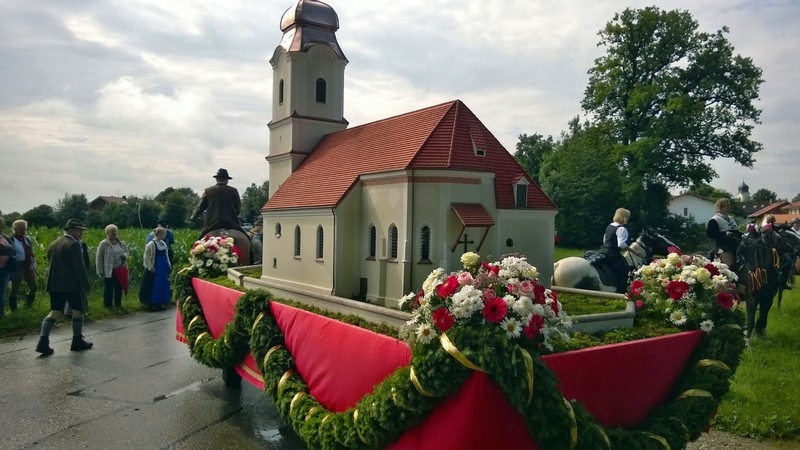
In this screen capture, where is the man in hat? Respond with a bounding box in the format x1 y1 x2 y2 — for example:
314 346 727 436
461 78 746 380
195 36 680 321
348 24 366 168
191 168 246 238
36 219 93 355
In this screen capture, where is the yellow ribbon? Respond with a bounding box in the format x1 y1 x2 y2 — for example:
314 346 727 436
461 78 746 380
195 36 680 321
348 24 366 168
519 348 535 406
644 432 671 450
410 366 433 397
290 391 306 414
252 311 266 334
188 315 203 330
563 397 578 450
194 331 210 347
592 424 611 449
277 369 295 398
677 389 714 400
263 344 283 369
353 409 371 445
439 333 486 372
178 267 190 276
305 406 321 422
695 359 731 373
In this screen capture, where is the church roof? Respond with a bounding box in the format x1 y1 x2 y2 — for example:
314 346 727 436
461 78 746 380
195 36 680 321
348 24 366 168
264 100 556 211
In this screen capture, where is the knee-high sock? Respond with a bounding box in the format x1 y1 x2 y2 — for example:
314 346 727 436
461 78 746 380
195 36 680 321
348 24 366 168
71 317 84 338
40 317 56 338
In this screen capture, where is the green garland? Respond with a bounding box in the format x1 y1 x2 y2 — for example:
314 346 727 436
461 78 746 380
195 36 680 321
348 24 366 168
174 270 745 450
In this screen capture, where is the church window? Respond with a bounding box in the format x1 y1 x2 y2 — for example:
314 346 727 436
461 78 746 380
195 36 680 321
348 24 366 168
275 222 282 238
279 79 285 104
316 225 324 260
294 225 301 258
419 226 431 263
315 78 327 103
389 224 398 259
367 225 376 260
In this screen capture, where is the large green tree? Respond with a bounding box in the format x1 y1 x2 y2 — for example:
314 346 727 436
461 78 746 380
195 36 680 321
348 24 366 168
583 7 763 224
54 193 89 226
751 188 777 203
241 180 269 223
156 187 199 229
514 133 556 185
22 204 57 228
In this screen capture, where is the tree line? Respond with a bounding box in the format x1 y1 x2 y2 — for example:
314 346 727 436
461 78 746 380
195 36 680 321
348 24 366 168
1 180 269 230
514 6 798 249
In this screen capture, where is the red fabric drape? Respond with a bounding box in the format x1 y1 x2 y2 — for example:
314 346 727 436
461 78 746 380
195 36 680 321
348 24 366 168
178 280 704 447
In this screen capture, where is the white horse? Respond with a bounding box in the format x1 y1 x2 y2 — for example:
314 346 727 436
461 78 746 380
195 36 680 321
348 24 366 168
552 228 677 293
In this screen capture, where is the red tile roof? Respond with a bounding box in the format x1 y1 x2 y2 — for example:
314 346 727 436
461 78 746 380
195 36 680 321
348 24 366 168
451 203 495 227
264 100 556 211
747 201 789 218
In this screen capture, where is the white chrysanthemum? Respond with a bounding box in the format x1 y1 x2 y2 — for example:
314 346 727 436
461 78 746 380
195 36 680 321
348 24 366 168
500 317 522 339
669 310 688 326
700 320 715 332
422 268 445 294
666 253 681 266
512 296 535 317
205 258 214 267
415 323 437 344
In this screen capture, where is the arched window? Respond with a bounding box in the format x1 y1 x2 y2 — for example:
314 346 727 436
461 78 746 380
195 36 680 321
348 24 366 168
315 78 327 103
368 225 376 259
275 222 282 238
278 79 285 104
294 225 301 258
316 225 324 259
420 226 431 262
389 224 398 259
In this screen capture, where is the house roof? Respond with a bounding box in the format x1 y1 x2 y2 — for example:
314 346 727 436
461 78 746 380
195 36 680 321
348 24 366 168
451 203 495 227
669 193 713 203
89 196 127 209
264 100 556 211
747 201 789 218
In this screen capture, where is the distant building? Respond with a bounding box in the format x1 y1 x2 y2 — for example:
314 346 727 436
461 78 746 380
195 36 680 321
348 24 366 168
668 193 715 225
748 200 800 225
735 180 750 202
258 0 557 308
88 195 127 210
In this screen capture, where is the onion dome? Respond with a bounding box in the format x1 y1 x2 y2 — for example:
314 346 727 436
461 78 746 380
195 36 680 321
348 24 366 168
278 0 346 60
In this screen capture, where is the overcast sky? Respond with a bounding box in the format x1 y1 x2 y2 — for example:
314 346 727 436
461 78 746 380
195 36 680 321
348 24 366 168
1 0 797 215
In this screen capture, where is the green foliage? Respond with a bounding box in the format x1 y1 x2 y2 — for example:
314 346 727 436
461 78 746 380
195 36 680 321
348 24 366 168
54 193 89 225
240 180 269 223
22 204 57 228
158 188 199 229
688 183 733 202
751 188 777 203
514 133 556 185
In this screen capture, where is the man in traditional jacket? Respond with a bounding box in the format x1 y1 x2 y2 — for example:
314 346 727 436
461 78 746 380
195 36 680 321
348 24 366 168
191 168 246 238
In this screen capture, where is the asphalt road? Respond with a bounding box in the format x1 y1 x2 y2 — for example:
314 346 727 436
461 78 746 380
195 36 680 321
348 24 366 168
0 310 306 450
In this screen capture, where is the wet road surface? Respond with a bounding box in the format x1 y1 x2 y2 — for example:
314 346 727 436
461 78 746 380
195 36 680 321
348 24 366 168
0 310 306 450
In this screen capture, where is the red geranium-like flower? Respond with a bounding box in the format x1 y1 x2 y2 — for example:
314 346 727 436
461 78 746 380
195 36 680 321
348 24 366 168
635 300 644 309
533 283 547 304
630 279 644 296
666 280 690 300
231 245 243 258
432 307 454 332
481 262 500 276
704 263 720 277
436 275 460 298
482 297 508 323
716 291 735 309
524 314 545 339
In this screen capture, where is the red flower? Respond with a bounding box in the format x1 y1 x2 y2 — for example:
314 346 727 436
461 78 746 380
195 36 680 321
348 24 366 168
704 263 720 277
432 307 454 332
716 291 735 309
549 298 560 315
629 279 644 296
436 275 460 298
524 315 545 339
533 283 546 304
666 280 690 300
481 262 499 276
482 289 497 302
635 300 644 309
482 297 508 323
231 245 243 258
667 246 681 255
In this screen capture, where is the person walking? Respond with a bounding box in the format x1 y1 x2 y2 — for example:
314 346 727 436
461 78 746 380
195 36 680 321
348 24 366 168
96 224 129 309
0 218 15 317
36 219 93 355
141 226 172 311
8 219 38 310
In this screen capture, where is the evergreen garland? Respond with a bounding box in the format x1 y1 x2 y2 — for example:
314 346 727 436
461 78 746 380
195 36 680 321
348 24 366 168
175 270 746 450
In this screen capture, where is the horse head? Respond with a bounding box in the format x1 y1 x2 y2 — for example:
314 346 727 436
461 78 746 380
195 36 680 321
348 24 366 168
639 227 679 259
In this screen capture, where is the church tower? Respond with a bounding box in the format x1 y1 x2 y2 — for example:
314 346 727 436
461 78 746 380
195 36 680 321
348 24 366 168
736 180 750 202
266 0 349 198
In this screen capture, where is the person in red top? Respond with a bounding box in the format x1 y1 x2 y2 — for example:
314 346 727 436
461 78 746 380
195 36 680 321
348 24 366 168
8 219 38 310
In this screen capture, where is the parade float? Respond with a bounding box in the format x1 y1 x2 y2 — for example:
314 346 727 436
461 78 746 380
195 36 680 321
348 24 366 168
175 238 746 450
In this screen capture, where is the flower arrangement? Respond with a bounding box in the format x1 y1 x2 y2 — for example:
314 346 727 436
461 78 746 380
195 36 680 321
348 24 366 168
628 251 740 332
188 233 241 278
400 252 572 353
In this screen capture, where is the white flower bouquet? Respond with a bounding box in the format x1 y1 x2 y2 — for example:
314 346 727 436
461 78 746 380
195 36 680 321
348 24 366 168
188 233 242 278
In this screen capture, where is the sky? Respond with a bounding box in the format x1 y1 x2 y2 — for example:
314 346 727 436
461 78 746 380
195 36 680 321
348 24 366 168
1 0 798 215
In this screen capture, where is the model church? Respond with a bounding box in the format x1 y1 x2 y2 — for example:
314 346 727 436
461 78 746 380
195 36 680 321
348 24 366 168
259 0 558 308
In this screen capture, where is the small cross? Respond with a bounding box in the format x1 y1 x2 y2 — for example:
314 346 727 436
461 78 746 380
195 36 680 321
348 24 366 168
456 233 474 253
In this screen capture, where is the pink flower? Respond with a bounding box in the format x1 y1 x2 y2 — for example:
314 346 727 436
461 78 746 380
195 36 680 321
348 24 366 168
519 280 535 295
457 271 474 286
482 297 508 323
482 289 497 301
432 307 454 332
667 246 681 255
629 279 644 296
635 300 644 309
481 262 499 276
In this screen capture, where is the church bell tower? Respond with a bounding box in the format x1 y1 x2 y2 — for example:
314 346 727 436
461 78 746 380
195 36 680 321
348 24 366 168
266 0 349 198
